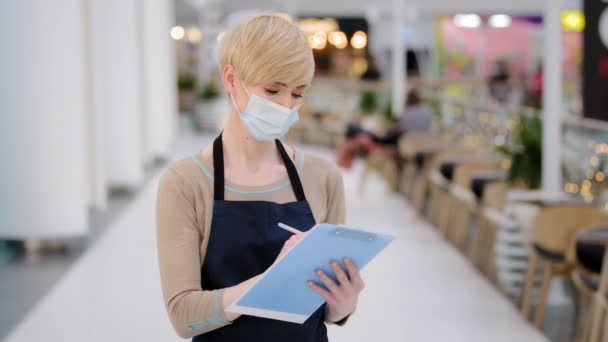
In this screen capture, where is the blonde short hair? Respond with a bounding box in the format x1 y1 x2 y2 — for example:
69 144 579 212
218 14 315 87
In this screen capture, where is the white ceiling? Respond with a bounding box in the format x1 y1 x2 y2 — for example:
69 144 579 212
176 0 582 24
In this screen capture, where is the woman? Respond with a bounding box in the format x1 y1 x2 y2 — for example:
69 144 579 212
156 14 364 341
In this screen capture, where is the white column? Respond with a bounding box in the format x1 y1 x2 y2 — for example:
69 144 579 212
365 6 382 60
89 0 145 188
82 0 108 210
198 8 224 84
541 0 563 192
391 0 406 116
141 0 178 163
0 0 89 238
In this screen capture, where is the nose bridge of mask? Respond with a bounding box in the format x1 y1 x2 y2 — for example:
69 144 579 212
250 93 295 115
240 78 299 113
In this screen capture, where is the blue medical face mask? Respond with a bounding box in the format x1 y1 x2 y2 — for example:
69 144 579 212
229 80 300 142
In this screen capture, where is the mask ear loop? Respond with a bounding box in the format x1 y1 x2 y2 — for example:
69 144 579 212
239 78 252 97
229 76 251 114
229 93 242 114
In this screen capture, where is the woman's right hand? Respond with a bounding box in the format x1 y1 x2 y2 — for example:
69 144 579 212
223 233 306 322
275 233 305 262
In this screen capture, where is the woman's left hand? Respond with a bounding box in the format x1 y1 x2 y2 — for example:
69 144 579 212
308 258 365 323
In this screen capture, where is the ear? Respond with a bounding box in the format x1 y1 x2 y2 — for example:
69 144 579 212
222 64 237 96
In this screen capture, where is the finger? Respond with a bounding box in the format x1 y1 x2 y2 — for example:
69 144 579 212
287 234 303 244
285 235 302 246
344 258 365 292
315 269 343 299
331 261 353 291
307 281 336 305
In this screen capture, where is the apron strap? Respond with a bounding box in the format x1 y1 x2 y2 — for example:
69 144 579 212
212 133 307 202
275 139 307 202
212 133 225 201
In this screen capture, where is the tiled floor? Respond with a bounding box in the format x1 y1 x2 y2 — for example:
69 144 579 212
3 131 548 342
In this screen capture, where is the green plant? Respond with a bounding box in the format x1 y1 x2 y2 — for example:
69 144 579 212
497 114 543 189
199 81 221 101
382 98 396 123
359 90 379 114
178 72 197 91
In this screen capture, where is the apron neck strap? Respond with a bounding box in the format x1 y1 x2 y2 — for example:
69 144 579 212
212 133 307 202
275 138 307 202
212 134 225 201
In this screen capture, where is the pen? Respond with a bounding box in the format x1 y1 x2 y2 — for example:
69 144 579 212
277 222 303 235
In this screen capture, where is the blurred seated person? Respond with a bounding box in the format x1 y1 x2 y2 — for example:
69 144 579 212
488 60 511 103
337 89 433 169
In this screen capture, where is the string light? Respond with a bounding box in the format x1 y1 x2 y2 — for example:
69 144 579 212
583 179 592 188
489 14 512 28
328 31 347 49
564 183 580 194
562 10 585 32
596 143 608 153
186 27 202 44
309 31 327 50
591 156 599 167
350 31 367 49
170 26 185 40
453 14 481 28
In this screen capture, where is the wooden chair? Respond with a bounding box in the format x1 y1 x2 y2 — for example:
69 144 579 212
569 226 608 342
396 133 444 214
442 161 503 248
434 158 500 238
358 119 399 193
424 150 476 226
359 149 400 193
467 181 509 279
519 206 608 329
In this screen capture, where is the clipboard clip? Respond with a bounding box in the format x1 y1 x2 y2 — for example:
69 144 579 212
331 227 377 242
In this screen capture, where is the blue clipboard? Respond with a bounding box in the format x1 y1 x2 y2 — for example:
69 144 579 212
226 223 395 324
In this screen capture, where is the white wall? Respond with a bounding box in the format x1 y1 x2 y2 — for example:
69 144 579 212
0 0 89 238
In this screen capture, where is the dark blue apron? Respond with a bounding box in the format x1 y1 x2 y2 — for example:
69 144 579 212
192 133 328 342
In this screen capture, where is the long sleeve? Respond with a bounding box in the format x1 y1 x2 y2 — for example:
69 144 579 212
156 168 231 339
324 166 346 225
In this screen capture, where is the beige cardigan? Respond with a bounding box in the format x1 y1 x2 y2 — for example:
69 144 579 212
156 147 346 338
